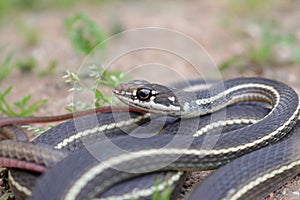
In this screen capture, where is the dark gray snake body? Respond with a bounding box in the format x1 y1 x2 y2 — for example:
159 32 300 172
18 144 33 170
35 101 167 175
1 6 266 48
1 77 299 200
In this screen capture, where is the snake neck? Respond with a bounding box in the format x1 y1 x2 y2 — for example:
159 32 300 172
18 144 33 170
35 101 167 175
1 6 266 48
177 84 276 118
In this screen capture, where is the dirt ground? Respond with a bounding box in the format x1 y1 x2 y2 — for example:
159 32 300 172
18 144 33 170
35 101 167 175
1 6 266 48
0 1 300 199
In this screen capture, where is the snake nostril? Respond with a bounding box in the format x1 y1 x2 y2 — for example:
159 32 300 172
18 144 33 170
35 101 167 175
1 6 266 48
113 83 126 95
114 83 122 91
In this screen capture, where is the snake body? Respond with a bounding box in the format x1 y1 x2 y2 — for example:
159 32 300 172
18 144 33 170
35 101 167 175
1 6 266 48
9 103 268 199
190 121 300 199
0 77 299 199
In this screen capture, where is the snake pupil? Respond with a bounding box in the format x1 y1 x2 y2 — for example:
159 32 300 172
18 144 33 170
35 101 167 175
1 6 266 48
136 88 151 100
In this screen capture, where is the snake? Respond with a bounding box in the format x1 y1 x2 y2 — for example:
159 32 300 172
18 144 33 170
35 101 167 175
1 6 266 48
0 77 299 200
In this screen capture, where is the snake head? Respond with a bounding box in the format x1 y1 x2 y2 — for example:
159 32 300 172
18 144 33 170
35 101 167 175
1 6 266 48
113 80 182 116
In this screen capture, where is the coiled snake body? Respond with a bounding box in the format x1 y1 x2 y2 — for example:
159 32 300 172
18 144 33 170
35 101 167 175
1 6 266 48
0 77 299 200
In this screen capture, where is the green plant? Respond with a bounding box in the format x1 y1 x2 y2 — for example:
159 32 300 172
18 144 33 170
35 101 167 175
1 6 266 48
0 0 109 22
64 12 107 54
39 59 58 76
110 16 125 35
0 52 14 82
0 1 78 16
220 20 300 72
91 66 126 88
0 1 13 20
0 86 47 116
226 0 279 17
15 57 38 73
16 21 40 46
92 66 127 107
63 66 127 112
151 178 172 200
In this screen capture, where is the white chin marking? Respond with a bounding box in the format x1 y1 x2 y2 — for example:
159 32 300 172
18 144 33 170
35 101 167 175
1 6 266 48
132 90 137 96
168 96 175 102
149 100 180 111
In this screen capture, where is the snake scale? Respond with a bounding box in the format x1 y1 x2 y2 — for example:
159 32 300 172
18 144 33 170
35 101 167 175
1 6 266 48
0 77 299 200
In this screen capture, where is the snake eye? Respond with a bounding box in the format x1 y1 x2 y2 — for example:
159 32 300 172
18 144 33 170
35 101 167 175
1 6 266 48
136 88 152 101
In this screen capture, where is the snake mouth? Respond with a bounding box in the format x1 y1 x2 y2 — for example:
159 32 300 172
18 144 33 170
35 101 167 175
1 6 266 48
114 93 182 117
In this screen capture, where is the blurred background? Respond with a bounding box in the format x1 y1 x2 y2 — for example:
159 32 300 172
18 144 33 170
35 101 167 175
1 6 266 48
0 0 299 199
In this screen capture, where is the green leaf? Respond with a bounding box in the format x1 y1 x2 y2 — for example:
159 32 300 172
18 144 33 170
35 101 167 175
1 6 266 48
0 86 47 116
64 12 107 54
19 99 48 116
94 88 111 107
14 95 31 109
151 178 172 200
